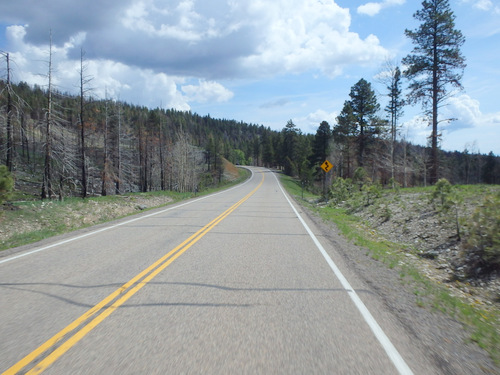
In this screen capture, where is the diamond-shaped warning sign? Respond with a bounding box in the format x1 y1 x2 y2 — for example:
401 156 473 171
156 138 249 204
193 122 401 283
321 160 333 173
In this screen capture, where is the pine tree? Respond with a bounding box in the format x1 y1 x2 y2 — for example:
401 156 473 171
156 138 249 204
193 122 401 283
482 152 497 184
262 130 275 168
348 78 380 167
282 120 301 176
334 101 357 178
402 0 466 184
312 121 332 166
384 66 405 186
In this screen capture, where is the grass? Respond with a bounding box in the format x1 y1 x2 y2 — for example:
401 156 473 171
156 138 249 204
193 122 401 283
279 174 500 366
0 168 250 252
279 174 319 200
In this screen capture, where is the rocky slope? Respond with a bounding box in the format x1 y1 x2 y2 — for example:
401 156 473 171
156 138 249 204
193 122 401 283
339 185 500 308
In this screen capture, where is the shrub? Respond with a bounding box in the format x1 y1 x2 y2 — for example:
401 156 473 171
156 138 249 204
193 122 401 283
430 178 464 239
362 183 382 206
0 165 14 205
329 177 353 205
381 204 392 222
431 178 453 210
464 193 500 276
353 167 371 190
388 177 400 192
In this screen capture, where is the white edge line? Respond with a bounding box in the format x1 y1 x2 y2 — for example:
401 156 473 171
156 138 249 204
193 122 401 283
0 168 254 265
273 171 414 375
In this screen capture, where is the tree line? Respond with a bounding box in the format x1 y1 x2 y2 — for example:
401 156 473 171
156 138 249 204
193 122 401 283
0 0 498 201
0 79 275 198
0 76 498 201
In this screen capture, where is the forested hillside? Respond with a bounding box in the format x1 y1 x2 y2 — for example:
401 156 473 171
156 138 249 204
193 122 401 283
0 81 274 198
0 80 498 201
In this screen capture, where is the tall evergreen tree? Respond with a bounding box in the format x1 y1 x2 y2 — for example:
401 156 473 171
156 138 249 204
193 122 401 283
282 120 300 176
348 78 380 167
402 0 466 184
384 65 405 185
312 121 332 166
262 130 275 168
334 101 357 178
482 152 497 184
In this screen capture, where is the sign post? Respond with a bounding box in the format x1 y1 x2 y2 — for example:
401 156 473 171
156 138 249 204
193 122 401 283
320 160 333 201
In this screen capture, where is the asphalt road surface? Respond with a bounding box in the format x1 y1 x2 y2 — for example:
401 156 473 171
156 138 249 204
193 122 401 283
1 167 441 374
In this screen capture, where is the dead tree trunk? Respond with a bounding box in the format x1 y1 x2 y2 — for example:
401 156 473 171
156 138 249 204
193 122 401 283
41 34 54 199
5 52 13 171
102 95 109 196
79 49 88 198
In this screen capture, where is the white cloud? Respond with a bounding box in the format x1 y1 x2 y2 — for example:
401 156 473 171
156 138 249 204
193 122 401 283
445 94 500 130
357 0 405 16
239 0 388 77
7 25 75 88
1 1 389 114
260 98 290 109
401 95 500 153
2 0 389 80
5 25 191 110
474 0 493 10
401 115 430 145
461 0 500 13
357 3 383 16
295 109 338 134
121 0 220 42
446 95 481 128
182 80 234 103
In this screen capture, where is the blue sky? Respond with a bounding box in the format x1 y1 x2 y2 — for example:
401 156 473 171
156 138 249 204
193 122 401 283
0 0 499 154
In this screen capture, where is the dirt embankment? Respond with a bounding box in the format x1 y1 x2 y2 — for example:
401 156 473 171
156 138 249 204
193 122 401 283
302 198 499 375
1 159 246 251
0 194 174 247
344 187 500 308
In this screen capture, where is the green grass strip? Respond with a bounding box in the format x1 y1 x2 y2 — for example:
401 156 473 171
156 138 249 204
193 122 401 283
279 174 500 366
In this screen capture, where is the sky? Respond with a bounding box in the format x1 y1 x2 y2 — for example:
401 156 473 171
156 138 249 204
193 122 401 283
0 0 499 155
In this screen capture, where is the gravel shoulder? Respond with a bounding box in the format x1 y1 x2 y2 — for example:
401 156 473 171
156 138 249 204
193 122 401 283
295 197 499 374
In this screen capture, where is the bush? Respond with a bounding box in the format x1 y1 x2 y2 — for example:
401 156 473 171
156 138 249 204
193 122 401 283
362 183 382 206
431 178 453 210
464 193 500 276
329 177 353 204
430 178 464 239
380 204 392 222
353 167 370 191
0 165 14 205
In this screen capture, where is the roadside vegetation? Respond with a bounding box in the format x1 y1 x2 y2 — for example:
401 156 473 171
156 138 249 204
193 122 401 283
0 0 498 365
0 165 249 252
280 173 500 366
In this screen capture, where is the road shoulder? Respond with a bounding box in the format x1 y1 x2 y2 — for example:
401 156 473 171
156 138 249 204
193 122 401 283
294 197 497 375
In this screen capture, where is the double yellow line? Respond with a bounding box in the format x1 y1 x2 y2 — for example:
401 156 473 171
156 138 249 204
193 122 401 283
3 173 264 375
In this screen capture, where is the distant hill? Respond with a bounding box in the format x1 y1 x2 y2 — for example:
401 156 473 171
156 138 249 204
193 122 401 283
0 80 498 201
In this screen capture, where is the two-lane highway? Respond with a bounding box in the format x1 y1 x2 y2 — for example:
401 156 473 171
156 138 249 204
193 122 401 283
1 167 437 374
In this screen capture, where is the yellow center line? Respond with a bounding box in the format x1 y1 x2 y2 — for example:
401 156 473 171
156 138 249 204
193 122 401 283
3 173 264 375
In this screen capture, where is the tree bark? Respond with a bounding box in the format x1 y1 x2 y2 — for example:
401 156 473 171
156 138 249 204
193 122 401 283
5 53 13 172
431 34 439 185
79 50 88 198
42 35 54 199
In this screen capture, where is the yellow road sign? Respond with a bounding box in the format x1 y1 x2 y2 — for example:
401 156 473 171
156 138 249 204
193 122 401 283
321 160 333 173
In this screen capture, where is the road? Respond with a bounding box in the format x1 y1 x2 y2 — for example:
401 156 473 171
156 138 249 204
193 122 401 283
0 167 438 374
